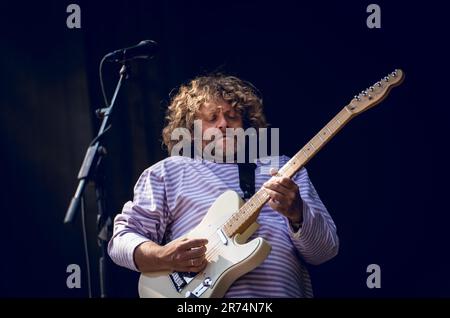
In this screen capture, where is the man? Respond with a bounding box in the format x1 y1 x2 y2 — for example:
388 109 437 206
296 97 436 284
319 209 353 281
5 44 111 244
108 74 339 297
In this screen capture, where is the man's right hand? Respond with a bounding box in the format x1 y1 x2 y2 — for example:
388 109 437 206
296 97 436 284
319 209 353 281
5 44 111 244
134 238 208 273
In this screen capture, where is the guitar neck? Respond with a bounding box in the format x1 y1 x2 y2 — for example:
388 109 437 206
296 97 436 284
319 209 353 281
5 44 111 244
222 104 354 237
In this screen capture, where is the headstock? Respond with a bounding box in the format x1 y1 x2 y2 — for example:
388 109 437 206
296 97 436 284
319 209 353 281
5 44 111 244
346 69 405 115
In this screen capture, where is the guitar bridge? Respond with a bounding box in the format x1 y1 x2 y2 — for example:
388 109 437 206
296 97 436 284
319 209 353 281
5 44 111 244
185 277 212 298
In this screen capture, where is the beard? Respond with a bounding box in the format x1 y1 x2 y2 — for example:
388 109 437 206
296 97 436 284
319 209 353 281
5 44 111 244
202 136 238 162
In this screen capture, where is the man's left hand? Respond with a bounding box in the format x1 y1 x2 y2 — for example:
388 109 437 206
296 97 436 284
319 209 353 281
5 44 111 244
263 168 303 224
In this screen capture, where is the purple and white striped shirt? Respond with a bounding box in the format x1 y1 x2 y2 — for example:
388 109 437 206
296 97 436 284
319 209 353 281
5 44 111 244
108 155 339 298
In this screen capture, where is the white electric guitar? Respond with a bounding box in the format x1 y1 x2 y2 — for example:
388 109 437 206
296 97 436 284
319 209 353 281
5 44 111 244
138 69 405 298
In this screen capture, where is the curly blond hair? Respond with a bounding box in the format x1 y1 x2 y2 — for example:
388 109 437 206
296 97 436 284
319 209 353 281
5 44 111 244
162 74 267 152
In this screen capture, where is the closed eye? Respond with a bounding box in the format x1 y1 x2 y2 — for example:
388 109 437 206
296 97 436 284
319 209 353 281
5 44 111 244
226 113 240 120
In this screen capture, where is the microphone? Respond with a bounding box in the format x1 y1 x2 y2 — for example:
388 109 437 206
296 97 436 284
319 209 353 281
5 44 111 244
104 40 158 62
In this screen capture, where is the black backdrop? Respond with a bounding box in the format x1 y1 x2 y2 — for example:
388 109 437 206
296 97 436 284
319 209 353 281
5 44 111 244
1 0 449 297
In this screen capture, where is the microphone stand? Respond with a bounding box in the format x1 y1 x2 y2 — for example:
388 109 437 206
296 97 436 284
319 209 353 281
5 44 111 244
64 62 129 298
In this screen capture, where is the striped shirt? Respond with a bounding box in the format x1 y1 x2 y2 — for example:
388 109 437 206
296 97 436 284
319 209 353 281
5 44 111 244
108 155 339 298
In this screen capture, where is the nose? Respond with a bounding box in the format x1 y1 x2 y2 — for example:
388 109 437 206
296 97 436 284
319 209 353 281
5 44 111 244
216 113 228 131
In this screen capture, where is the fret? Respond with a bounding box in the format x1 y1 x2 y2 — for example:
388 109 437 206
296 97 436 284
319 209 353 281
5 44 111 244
304 145 313 154
289 158 299 170
256 191 263 202
310 137 320 150
327 121 336 131
253 194 261 205
282 165 289 174
290 156 298 165
336 112 345 125
331 120 338 131
260 190 269 200
318 133 324 142
280 166 288 177
332 110 349 131
260 191 267 201
252 196 260 207
285 160 293 168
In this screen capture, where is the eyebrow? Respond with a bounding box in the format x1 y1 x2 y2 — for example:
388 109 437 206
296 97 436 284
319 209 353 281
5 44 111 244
204 109 217 116
202 104 239 116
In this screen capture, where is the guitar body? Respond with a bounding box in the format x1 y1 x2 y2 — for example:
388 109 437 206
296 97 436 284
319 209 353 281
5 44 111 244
138 190 272 298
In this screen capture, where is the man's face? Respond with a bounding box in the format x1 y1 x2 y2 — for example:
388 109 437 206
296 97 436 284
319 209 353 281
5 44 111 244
196 99 243 159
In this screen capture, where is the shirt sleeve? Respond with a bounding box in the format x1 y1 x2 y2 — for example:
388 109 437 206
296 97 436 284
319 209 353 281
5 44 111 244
285 167 339 265
107 164 171 272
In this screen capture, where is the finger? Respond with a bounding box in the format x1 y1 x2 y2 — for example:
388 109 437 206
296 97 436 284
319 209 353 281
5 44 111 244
172 255 205 272
268 199 287 214
179 238 209 251
269 168 278 176
264 188 284 202
277 177 298 190
187 255 206 267
263 181 290 196
181 245 207 260
267 176 297 190
187 259 208 273
266 174 297 188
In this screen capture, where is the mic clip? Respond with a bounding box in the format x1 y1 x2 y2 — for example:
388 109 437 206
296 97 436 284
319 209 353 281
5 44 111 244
96 107 111 119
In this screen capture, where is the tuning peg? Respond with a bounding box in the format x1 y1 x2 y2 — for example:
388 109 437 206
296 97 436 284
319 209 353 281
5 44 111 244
354 95 361 101
383 76 389 82
361 90 368 96
391 71 397 77
369 86 374 92
376 82 382 87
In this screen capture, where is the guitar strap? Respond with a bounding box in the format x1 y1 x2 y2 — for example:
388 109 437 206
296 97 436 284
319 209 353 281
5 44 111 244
237 162 257 200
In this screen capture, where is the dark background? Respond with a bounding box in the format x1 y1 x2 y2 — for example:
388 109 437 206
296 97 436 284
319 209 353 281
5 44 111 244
1 0 449 297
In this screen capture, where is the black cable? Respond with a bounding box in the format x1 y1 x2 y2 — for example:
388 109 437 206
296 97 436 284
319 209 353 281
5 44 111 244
81 196 92 298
